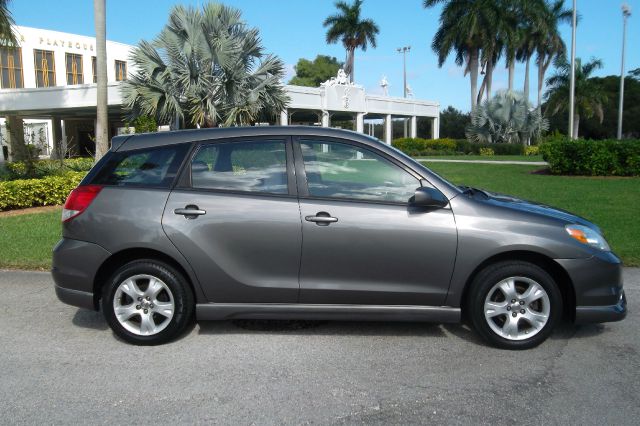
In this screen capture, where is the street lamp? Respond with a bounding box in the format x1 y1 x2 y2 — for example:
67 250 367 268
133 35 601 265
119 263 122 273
397 46 411 137
397 46 411 98
617 3 632 140
568 0 577 139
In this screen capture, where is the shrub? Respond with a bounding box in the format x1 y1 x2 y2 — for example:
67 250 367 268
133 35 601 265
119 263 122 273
479 147 495 156
525 146 540 156
0 172 85 211
453 139 525 155
539 137 640 176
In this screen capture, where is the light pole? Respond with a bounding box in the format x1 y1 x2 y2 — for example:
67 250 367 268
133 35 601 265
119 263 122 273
397 46 411 98
568 0 577 139
618 4 632 140
397 46 410 137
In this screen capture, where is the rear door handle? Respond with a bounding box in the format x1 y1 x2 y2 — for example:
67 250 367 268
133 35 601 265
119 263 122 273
174 205 206 218
305 212 338 226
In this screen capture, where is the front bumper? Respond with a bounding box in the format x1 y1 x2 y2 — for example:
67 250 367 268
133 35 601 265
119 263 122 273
575 290 627 323
51 238 111 311
556 252 627 324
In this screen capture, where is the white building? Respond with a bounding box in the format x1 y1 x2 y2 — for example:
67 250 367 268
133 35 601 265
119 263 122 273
0 26 439 161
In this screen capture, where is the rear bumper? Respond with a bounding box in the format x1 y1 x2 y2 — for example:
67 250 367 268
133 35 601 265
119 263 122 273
51 238 111 311
556 252 627 324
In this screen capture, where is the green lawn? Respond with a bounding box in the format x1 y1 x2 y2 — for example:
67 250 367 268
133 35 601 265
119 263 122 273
0 162 638 269
0 209 62 270
422 161 640 266
417 155 544 162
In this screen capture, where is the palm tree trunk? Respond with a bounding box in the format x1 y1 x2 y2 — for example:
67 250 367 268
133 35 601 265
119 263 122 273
94 0 109 161
523 56 530 101
537 56 545 108
573 113 579 139
469 49 479 110
477 75 486 105
508 60 515 91
345 47 355 82
486 60 494 100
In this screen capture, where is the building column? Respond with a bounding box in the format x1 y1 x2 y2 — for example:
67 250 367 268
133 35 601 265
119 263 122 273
356 112 365 134
321 111 330 128
432 115 440 139
280 109 288 126
410 116 418 139
384 114 392 145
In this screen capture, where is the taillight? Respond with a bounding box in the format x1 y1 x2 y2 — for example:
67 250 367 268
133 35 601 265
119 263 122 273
62 185 103 222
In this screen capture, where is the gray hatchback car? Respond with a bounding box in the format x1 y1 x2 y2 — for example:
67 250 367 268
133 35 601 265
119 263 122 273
52 126 626 349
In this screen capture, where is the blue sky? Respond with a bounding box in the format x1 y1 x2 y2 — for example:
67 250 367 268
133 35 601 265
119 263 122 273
10 0 640 111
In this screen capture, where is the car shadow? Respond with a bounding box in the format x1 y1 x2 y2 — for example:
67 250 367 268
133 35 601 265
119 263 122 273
72 309 109 331
69 308 609 346
198 319 450 338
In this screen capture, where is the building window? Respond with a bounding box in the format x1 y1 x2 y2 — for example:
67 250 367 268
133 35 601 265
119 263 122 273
91 56 97 83
34 49 56 87
115 60 127 81
65 53 83 85
0 47 23 89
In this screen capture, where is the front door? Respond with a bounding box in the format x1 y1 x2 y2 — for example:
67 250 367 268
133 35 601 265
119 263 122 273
294 138 458 306
163 137 301 303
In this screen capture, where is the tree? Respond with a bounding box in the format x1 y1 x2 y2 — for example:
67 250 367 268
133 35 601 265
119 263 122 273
0 0 16 46
466 90 548 144
439 106 470 139
289 55 343 87
323 0 379 83
93 0 109 161
121 3 289 128
532 0 572 107
629 68 640 81
544 57 607 139
424 0 502 110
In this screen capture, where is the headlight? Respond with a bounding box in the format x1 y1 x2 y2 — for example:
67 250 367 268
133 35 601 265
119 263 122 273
565 224 610 251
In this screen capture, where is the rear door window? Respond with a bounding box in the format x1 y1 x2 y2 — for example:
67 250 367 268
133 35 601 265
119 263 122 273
191 140 288 194
91 144 189 188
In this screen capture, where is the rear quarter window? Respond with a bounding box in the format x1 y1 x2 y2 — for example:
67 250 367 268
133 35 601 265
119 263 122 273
91 144 189 188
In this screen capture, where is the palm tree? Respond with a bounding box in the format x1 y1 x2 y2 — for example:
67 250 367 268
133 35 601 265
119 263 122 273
424 0 502 110
532 0 572 107
121 3 288 128
544 57 607 139
93 0 109 161
467 90 548 144
0 0 16 46
323 0 379 83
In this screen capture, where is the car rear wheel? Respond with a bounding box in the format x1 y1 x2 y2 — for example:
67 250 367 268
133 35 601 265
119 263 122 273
102 260 194 345
467 261 562 350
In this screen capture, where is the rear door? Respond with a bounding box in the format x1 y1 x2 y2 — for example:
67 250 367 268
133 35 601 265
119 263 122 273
294 137 458 306
162 137 302 303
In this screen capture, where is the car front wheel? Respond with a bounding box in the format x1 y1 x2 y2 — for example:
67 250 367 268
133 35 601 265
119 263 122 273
102 260 194 345
468 261 562 350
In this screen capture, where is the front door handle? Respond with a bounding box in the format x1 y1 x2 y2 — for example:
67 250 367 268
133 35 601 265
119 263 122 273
305 212 338 226
174 205 206 218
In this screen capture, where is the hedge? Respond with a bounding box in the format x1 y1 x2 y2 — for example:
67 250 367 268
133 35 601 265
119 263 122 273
391 137 525 156
2 158 94 181
0 172 85 211
392 138 458 156
539 138 640 176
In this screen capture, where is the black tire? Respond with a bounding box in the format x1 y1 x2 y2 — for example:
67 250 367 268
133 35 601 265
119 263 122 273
102 259 194 345
467 261 562 350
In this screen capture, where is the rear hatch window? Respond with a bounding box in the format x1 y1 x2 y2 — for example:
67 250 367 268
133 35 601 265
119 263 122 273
90 144 189 188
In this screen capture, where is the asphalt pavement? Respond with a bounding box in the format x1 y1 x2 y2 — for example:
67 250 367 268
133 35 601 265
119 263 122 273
0 269 638 425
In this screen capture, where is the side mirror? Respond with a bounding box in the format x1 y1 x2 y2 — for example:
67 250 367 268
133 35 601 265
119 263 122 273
411 186 448 208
